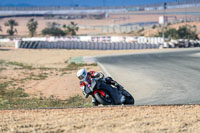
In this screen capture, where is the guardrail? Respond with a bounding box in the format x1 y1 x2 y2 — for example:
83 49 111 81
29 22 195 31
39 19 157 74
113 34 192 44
18 36 164 44
1 36 199 49
17 41 161 50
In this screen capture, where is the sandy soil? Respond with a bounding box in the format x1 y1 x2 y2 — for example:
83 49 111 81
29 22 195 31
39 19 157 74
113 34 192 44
0 47 159 68
0 7 199 132
0 105 200 133
0 47 159 99
0 6 199 36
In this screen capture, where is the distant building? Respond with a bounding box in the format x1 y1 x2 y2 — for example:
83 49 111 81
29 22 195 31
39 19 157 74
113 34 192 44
45 13 107 20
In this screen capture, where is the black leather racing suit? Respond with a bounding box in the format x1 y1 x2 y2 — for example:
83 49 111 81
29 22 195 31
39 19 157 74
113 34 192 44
79 71 123 106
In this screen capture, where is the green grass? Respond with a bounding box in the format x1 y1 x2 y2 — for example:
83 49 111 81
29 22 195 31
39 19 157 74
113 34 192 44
0 60 95 109
0 68 6 71
18 73 49 84
38 66 55 71
0 81 92 109
0 60 5 65
60 62 97 71
0 59 33 70
7 61 34 70
30 73 48 80
0 95 92 109
65 95 92 107
0 59 53 71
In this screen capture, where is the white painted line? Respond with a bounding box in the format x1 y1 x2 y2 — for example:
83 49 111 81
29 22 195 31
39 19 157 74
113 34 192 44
97 62 111 77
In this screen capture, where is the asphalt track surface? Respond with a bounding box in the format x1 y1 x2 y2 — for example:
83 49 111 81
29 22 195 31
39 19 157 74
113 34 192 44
96 48 200 105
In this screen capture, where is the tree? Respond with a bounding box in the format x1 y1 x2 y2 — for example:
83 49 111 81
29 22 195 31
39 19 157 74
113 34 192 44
4 19 18 36
157 28 179 39
156 25 198 40
27 18 38 37
177 25 198 40
42 21 79 36
63 21 79 36
42 22 65 36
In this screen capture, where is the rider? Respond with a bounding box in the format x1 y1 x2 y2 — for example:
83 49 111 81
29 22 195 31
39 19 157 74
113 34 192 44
77 68 125 106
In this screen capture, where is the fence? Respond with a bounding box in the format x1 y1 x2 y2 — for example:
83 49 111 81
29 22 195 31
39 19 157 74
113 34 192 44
17 41 161 50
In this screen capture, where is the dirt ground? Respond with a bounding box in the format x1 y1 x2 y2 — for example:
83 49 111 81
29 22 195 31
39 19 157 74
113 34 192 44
0 6 199 36
0 47 200 132
0 105 200 133
0 47 159 68
0 46 159 99
0 6 199 132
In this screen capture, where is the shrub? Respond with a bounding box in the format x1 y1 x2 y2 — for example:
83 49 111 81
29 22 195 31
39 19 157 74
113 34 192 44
152 25 157 29
42 27 66 36
157 25 199 39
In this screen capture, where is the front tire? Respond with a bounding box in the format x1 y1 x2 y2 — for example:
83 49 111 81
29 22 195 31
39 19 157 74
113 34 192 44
123 90 135 105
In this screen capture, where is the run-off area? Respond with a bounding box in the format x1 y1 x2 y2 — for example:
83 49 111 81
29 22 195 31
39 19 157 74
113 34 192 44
96 49 200 105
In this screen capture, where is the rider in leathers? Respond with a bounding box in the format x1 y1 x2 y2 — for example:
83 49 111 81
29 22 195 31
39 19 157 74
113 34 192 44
77 69 125 106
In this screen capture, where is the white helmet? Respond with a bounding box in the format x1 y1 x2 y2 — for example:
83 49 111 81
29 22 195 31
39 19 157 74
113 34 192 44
77 69 87 81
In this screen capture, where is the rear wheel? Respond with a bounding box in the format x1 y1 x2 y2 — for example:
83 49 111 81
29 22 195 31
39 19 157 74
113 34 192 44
94 90 113 105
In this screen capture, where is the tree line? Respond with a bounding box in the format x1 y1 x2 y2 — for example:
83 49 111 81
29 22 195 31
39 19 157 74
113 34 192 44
0 18 199 40
0 19 79 37
156 25 199 40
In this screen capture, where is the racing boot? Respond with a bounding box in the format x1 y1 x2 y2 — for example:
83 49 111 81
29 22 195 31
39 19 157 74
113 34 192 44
115 82 126 104
120 95 126 104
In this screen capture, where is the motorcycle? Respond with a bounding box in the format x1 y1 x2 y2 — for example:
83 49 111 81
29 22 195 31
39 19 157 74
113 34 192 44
84 78 135 105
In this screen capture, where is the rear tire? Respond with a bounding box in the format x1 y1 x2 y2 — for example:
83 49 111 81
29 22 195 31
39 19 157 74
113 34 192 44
94 90 113 105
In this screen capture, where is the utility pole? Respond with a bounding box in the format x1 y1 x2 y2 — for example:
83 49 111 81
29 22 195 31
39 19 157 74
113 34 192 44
162 2 167 43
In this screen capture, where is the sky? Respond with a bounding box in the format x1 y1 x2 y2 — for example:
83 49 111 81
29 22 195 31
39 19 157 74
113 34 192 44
0 0 177 7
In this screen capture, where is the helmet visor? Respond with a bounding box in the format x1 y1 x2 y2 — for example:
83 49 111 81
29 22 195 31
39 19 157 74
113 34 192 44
78 75 85 80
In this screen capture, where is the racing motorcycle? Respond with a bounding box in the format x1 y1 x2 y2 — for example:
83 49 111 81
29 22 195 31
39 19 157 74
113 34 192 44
85 78 135 105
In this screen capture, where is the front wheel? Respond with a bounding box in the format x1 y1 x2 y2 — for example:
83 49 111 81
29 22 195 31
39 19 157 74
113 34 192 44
123 90 135 105
94 90 113 105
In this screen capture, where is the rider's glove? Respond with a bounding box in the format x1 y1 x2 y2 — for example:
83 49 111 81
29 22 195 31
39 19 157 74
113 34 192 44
94 72 104 79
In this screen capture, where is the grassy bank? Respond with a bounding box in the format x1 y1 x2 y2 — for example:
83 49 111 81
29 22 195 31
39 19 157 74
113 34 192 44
0 76 92 109
0 78 93 109
0 60 94 109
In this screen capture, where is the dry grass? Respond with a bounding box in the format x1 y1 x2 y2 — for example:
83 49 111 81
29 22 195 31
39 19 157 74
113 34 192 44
0 105 200 132
0 47 158 100
0 6 199 131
